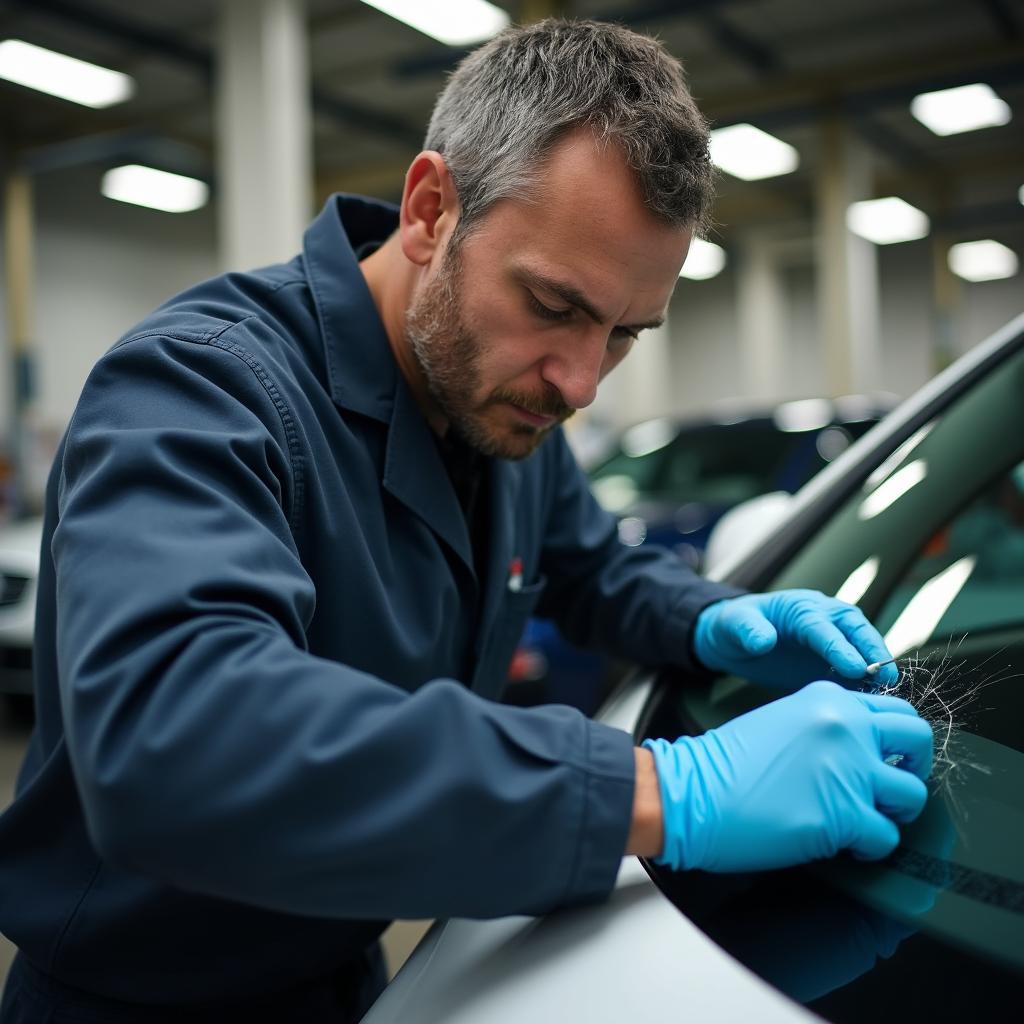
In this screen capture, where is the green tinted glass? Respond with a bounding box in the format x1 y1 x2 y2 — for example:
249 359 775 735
670 342 1024 973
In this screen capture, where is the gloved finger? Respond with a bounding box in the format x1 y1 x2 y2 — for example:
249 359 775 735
719 603 778 656
848 807 901 861
791 610 867 677
830 604 899 686
852 691 919 716
872 762 929 823
873 712 935 781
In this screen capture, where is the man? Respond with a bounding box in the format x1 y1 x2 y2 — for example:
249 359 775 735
0 19 931 1023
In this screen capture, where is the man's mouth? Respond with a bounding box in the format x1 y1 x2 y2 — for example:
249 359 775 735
508 403 558 429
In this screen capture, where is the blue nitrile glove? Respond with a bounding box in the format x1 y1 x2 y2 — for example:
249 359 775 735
693 589 899 690
643 680 933 873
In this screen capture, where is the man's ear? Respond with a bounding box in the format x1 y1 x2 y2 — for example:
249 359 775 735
399 151 460 268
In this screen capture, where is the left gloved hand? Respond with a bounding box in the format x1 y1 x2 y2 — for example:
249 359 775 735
693 589 899 689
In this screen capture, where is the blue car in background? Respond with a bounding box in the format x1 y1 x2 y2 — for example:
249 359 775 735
504 395 896 713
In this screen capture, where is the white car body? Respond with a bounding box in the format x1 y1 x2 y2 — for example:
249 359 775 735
0 516 43 695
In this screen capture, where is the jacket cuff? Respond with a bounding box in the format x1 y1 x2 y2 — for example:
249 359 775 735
667 581 746 672
561 720 637 907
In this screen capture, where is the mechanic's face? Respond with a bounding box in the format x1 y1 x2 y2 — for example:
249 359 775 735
406 131 693 460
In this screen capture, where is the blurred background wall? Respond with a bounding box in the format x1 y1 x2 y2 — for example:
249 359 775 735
0 0 1021 519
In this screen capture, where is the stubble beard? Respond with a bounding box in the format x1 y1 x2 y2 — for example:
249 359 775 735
404 242 572 460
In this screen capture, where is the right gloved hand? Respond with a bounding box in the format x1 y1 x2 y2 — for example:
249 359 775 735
643 680 933 873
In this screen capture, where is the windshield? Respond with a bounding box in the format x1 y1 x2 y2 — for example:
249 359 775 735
642 337 1024 1016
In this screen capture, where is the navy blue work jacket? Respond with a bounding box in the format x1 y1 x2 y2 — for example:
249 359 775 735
0 195 739 1008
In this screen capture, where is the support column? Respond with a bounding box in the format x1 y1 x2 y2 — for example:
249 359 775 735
815 118 881 395
736 232 785 400
3 171 36 518
216 0 313 271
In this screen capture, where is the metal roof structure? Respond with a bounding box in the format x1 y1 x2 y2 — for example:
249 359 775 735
0 0 1021 246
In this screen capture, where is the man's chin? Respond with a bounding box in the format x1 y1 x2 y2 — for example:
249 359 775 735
456 417 554 460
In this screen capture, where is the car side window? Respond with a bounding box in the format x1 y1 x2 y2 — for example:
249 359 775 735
874 460 1024 650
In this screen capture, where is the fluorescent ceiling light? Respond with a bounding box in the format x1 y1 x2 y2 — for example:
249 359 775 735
680 238 727 280
858 459 927 520
360 0 509 46
102 165 208 214
884 556 976 658
0 39 133 108
948 239 1018 282
846 197 930 245
910 83 1011 136
834 556 880 607
709 123 799 181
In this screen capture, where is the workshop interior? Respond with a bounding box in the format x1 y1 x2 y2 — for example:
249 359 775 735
0 0 1022 1019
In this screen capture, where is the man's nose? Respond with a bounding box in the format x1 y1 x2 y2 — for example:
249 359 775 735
539 332 608 410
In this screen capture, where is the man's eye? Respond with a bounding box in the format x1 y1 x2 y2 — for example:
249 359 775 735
611 327 639 345
608 330 637 353
528 294 573 322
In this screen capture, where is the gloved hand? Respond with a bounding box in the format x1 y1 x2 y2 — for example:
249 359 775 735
643 680 933 873
693 589 899 689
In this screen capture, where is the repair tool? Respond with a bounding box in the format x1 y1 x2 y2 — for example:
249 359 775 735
865 656 900 675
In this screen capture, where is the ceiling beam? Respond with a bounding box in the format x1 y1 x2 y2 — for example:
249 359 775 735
3 0 212 75
700 8 780 75
702 40 1024 128
1 0 422 146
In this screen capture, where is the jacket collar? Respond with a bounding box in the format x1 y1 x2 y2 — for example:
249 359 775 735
303 194 475 573
302 193 400 424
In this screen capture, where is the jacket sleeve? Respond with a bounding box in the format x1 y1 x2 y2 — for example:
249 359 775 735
535 431 744 669
54 328 635 922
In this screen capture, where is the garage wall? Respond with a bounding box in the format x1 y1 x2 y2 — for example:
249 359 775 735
30 167 219 428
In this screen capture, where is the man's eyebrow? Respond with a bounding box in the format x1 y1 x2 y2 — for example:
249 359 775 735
517 267 665 332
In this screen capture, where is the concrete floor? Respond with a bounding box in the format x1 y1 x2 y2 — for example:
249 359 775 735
0 698 430 1002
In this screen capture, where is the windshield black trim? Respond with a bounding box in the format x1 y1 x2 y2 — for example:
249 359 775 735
886 848 1024 915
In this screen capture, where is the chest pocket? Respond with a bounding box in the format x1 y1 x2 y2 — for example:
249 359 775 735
470 575 547 701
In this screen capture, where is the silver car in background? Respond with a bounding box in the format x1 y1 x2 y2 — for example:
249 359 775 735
0 517 41 701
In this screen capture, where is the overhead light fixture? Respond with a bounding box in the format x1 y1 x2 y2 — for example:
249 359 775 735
709 123 799 181
846 197 930 245
0 38 133 108
948 239 1018 282
679 238 727 280
910 83 1011 137
360 0 509 46
102 165 208 214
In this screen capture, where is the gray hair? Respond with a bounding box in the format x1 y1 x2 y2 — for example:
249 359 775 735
424 18 714 239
